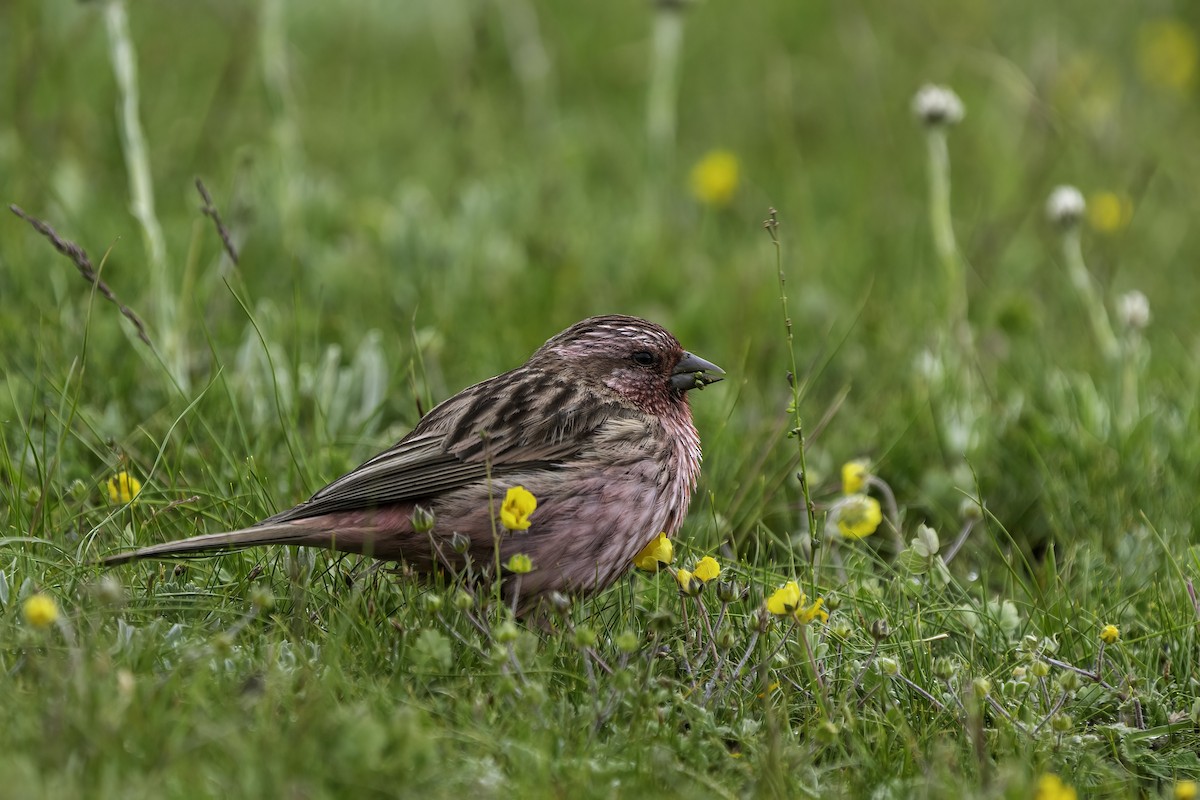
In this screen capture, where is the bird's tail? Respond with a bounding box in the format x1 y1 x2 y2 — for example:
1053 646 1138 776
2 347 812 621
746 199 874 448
100 524 316 566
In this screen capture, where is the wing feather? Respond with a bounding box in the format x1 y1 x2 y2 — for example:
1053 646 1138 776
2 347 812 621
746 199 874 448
261 369 630 524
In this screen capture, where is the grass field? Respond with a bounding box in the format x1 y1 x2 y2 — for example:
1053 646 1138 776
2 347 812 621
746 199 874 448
4 1 1200 797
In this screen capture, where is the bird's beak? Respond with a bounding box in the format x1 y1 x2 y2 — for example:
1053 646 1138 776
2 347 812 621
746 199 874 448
671 351 725 391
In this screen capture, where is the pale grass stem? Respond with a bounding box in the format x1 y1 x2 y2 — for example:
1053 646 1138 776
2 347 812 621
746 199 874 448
867 474 904 554
259 0 303 240
1059 225 1119 361
646 0 685 156
104 0 182 385
493 0 553 128
924 127 969 348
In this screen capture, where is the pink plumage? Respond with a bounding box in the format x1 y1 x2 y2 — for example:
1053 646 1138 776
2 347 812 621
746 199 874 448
103 315 724 610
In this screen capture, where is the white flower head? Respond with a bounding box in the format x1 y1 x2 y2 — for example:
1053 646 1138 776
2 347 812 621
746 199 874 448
1116 290 1151 331
1046 185 1086 228
911 84 965 127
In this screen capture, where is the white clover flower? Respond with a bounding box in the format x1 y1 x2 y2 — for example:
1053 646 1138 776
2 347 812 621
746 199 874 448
1046 185 1086 227
1116 290 1151 331
911 84 965 127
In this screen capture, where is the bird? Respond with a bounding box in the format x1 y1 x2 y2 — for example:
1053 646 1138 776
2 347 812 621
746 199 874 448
103 315 724 608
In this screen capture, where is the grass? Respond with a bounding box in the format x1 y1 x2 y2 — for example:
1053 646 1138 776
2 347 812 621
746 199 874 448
4 0 1200 797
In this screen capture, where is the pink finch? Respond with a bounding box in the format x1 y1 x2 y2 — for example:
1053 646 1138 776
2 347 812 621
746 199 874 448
103 315 723 608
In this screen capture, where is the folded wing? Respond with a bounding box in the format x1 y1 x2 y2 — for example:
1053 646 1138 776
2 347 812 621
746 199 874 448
261 369 629 524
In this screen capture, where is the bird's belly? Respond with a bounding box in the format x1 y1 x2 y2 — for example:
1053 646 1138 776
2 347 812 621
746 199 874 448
428 460 681 598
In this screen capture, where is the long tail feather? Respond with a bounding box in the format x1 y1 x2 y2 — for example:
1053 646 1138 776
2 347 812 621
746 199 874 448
100 524 315 566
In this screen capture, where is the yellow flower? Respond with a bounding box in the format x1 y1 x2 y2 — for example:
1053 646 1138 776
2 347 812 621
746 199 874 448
22 593 60 629
1086 191 1133 234
764 581 827 624
836 494 883 540
796 596 828 625
693 556 720 583
505 553 533 574
632 532 674 571
499 486 536 531
107 471 142 504
1175 780 1198 800
766 581 803 615
1099 624 1120 644
1034 774 1077 800
676 568 696 594
841 459 870 495
1138 19 1198 92
689 150 740 207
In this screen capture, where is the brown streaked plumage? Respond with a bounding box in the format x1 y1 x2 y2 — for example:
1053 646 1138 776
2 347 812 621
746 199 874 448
102 315 724 607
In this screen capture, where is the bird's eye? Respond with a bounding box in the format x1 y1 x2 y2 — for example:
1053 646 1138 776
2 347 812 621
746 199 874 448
631 350 656 367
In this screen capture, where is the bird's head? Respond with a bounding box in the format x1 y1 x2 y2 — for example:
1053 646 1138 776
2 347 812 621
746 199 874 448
533 315 724 414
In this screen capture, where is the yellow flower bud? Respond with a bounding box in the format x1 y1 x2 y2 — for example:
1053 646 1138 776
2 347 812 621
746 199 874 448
676 568 702 596
505 553 533 575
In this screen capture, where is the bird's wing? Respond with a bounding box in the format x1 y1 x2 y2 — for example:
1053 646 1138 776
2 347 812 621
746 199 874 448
261 369 628 524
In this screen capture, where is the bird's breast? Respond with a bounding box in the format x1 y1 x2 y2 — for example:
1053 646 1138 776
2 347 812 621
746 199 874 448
658 405 702 534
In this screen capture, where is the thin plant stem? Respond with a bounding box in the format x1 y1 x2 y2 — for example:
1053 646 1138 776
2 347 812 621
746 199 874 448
850 639 880 696
711 629 761 704
925 127 967 347
798 624 830 714
765 210 819 582
986 695 1030 735
646 1 684 157
762 617 799 669
104 0 180 383
690 595 719 670
1031 691 1069 736
493 0 553 129
694 599 730 671
867 475 904 553
1060 226 1119 361
896 673 945 712
942 519 976 564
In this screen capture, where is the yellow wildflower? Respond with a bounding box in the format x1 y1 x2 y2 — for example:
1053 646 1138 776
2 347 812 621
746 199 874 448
632 532 674 571
836 494 883 540
1175 780 1198 800
1034 774 1077 800
505 553 533 574
841 459 869 495
22 593 60 629
689 150 740 207
107 471 142 504
499 486 536 531
693 556 720 583
766 581 803 615
1086 191 1133 234
1099 624 1120 644
676 568 696 594
764 581 827 624
796 596 828 625
1138 19 1198 91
